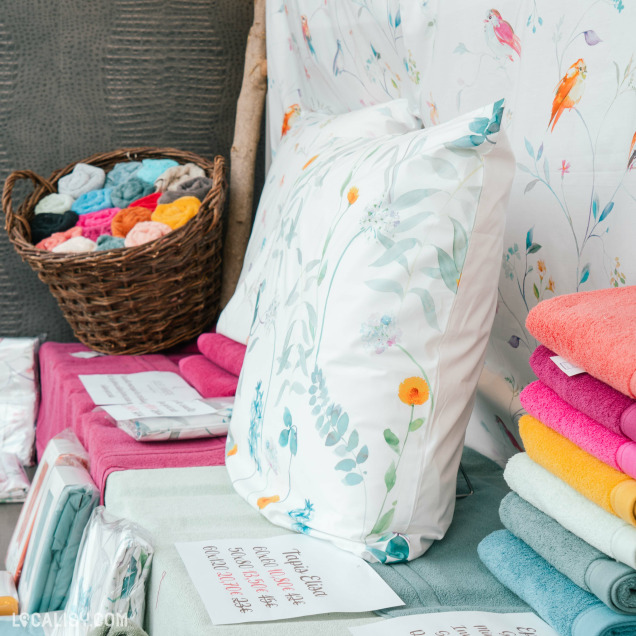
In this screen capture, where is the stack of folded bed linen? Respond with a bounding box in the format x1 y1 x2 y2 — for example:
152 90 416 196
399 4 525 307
479 286 636 636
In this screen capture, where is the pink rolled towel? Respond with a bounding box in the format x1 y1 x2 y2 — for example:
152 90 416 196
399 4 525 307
35 225 83 251
526 287 636 398
124 221 171 247
520 380 636 480
75 207 120 241
530 345 636 441
197 332 246 378
178 355 238 398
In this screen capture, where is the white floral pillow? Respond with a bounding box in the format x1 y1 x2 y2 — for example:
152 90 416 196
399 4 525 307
220 99 514 562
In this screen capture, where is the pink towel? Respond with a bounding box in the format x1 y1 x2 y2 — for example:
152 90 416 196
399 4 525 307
75 207 120 241
526 287 636 398
178 355 238 398
197 332 246 378
520 380 636 480
530 345 636 441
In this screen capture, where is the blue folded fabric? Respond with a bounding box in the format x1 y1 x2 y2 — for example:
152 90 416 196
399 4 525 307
371 447 528 616
104 161 142 188
110 177 154 209
479 530 636 636
135 159 179 185
71 189 113 215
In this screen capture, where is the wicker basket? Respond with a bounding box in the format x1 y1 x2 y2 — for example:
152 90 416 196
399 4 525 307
2 147 226 355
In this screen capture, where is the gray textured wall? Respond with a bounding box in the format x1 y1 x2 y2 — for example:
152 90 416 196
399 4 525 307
0 0 259 341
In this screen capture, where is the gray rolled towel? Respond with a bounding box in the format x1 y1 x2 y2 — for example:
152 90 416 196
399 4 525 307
111 177 155 209
58 163 106 199
158 176 214 204
154 163 206 192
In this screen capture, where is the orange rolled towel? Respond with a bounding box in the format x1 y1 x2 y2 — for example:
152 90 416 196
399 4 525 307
111 206 152 238
151 196 200 230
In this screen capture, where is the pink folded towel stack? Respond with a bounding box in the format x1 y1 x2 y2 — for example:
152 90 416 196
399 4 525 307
178 332 247 398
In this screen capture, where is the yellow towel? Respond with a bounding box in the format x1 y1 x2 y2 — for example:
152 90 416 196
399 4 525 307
0 596 18 616
520 414 636 526
151 196 200 230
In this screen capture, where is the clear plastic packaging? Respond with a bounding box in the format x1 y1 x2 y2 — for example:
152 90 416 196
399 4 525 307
116 396 233 442
5 429 90 584
65 506 154 630
0 337 40 465
0 452 30 503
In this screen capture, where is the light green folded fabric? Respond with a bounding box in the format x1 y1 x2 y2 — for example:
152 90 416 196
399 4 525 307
501 492 636 615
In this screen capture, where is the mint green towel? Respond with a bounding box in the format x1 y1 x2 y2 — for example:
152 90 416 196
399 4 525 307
371 447 528 616
501 492 636 615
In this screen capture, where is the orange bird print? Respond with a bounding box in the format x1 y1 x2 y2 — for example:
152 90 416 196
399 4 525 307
281 104 300 137
548 59 587 132
628 132 636 170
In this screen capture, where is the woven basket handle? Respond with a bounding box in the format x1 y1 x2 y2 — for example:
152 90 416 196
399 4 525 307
2 169 56 238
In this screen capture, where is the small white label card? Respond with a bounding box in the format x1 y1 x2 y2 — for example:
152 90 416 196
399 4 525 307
101 399 217 421
79 371 202 405
348 611 559 636
70 351 105 359
176 534 404 625
550 355 586 377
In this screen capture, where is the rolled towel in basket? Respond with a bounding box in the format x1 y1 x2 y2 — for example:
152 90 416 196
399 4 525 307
178 355 238 398
34 193 75 215
154 163 205 192
52 236 97 254
96 235 125 251
478 530 636 636
158 176 214 205
30 210 79 244
521 381 636 480
71 189 113 216
124 221 171 248
57 163 106 199
151 196 200 230
500 492 636 615
526 287 636 398
75 207 120 241
111 206 152 238
104 161 141 188
35 225 83 251
530 345 636 442
110 177 154 209
135 158 179 184
129 191 161 211
520 414 636 526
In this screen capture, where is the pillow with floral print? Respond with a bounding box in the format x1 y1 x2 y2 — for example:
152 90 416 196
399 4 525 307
221 98 514 563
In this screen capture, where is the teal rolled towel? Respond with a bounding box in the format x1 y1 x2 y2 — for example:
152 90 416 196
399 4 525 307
110 177 154 209
34 193 74 215
57 163 105 199
501 492 636 615
104 162 142 188
96 235 125 251
135 159 179 185
71 189 113 215
158 176 214 205
478 530 636 636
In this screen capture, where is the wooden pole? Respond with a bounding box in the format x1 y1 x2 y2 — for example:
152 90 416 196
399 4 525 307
220 0 267 308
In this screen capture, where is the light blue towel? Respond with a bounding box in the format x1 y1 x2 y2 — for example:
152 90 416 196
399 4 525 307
71 188 113 215
135 159 179 185
110 177 154 208
104 161 142 188
479 530 636 636
96 235 126 251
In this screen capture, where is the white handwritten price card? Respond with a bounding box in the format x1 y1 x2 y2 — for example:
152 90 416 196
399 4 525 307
348 611 559 636
176 534 404 625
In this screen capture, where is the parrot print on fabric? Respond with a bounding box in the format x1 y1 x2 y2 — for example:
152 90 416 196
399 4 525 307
484 9 521 61
548 58 587 132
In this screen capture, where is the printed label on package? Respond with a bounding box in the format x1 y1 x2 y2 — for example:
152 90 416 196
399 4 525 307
550 356 585 377
348 611 559 636
176 535 404 625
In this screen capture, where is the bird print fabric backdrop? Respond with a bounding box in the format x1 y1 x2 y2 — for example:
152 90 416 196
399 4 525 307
266 0 636 464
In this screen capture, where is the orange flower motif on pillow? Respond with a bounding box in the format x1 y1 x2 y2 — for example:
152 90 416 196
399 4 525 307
398 377 429 406
257 495 280 509
347 186 359 205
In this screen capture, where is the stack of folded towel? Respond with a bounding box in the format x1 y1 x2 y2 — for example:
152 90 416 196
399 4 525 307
178 332 246 399
478 286 636 636
30 160 214 253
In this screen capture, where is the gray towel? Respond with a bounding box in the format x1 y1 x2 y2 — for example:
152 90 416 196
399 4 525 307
371 447 528 616
500 491 636 615
158 176 213 205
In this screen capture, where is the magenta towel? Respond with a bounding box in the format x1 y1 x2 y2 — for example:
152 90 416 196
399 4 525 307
520 380 636 480
197 332 245 378
530 345 636 442
75 207 120 241
178 355 238 398
526 287 636 398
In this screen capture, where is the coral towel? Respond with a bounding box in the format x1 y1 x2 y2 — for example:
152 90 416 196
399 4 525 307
526 287 636 398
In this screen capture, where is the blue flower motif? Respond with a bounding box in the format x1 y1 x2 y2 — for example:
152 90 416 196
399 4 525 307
288 499 314 534
248 381 264 471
